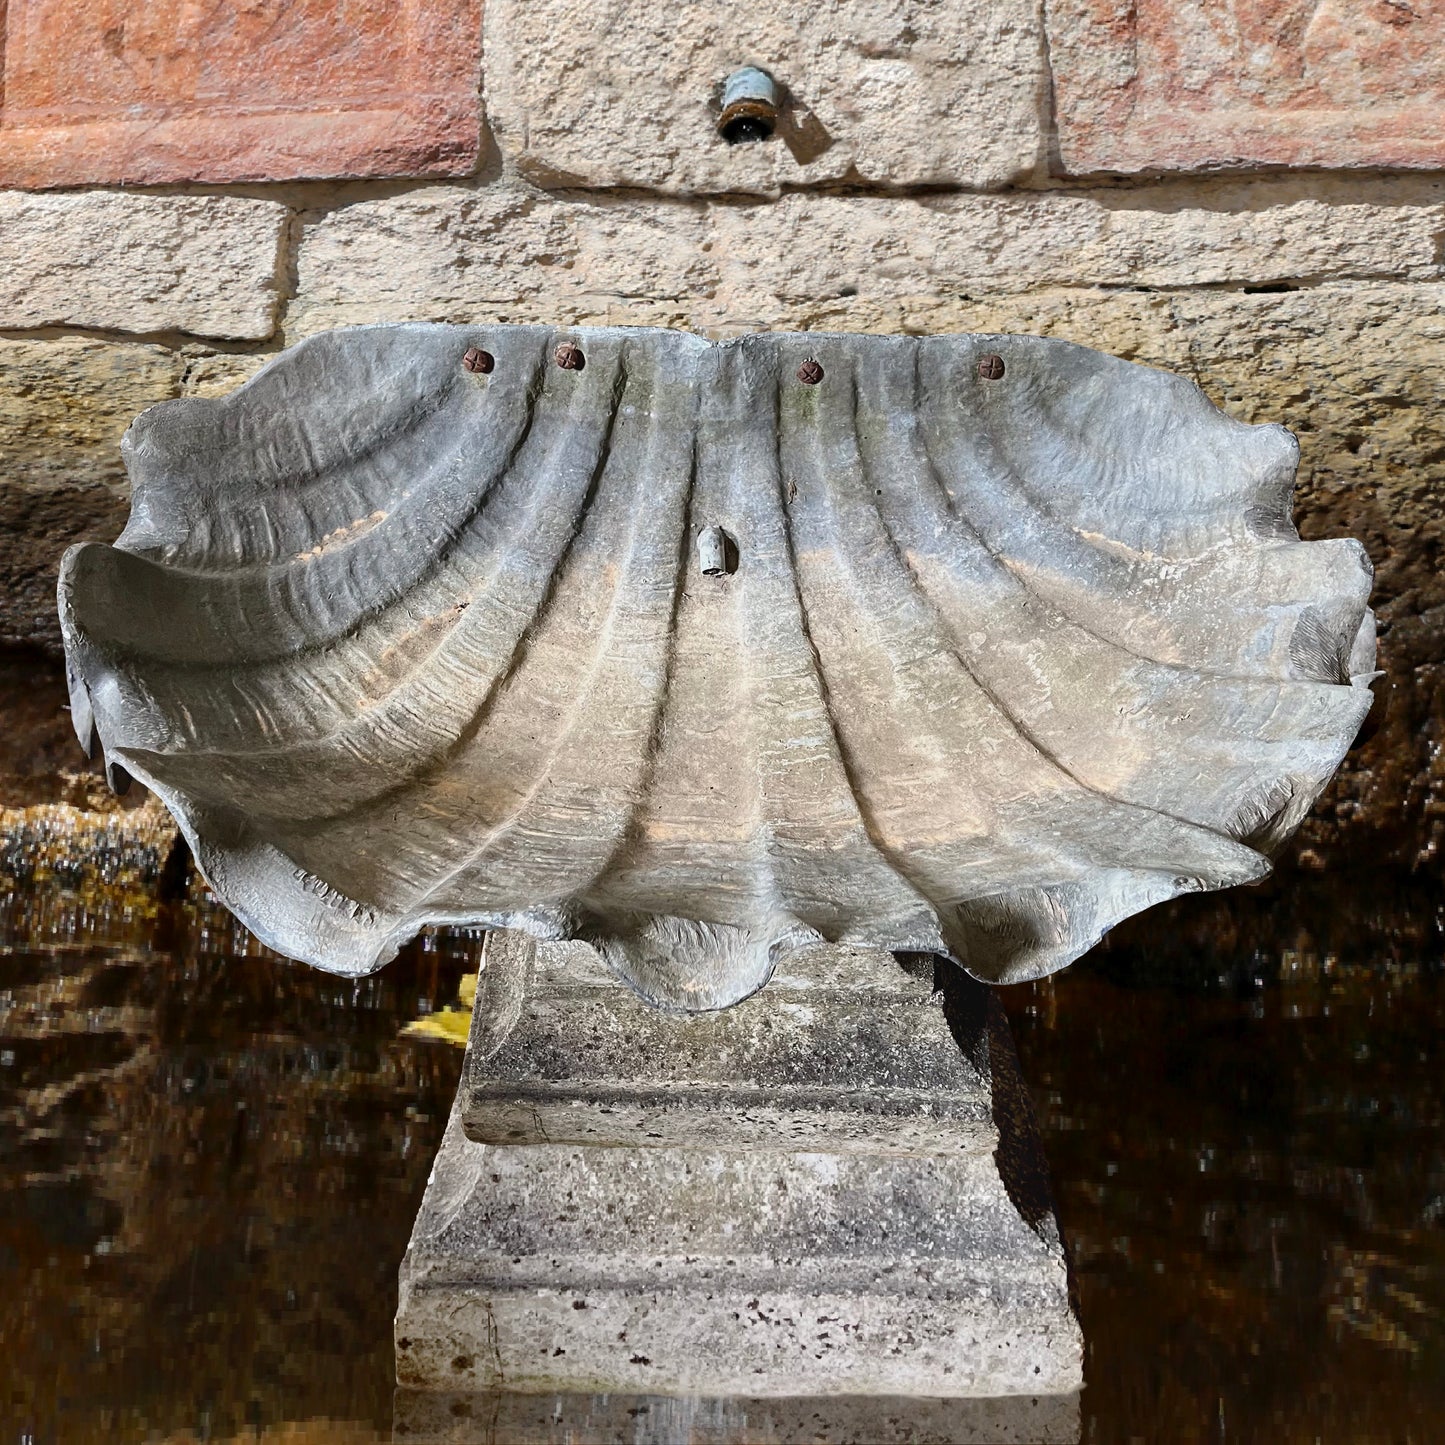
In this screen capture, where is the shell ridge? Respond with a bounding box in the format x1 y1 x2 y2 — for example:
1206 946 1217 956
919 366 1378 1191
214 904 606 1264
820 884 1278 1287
922 355 1199 671
708 347 802 939
570 404 702 904
56 323 1376 992
910 355 1301 867
176 338 634 879
398 342 703 915
909 357 1216 678
919 349 1326 684
385 344 640 917
914 353 1364 824
842 348 1121 882
965 363 1366 690
970 419 1358 683
102 339 553 676
791 343 1013 932
122 327 483 565
766 341 946 939
983 353 1264 546
839 349 1268 894
89 340 592 796
576 343 793 1009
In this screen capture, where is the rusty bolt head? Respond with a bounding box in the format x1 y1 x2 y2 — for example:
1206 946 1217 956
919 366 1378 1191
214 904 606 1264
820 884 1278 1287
977 353 1006 381
555 342 586 371
797 359 824 386
462 347 494 375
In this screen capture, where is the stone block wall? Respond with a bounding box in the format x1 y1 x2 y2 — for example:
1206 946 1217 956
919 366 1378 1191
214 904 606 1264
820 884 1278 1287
2 0 1442 876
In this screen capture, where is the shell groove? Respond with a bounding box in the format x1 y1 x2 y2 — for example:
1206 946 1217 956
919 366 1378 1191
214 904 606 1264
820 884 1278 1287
57 325 1376 1007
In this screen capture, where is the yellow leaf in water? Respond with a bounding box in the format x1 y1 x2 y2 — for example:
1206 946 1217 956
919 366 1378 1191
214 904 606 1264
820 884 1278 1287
401 972 477 1047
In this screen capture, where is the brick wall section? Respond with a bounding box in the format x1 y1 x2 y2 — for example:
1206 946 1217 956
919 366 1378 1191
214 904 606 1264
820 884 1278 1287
1 0 1443 871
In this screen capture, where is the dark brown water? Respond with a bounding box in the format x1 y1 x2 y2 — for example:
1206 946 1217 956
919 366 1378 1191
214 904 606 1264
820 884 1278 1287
1006 962 1445 1444
0 883 469 1444
2 873 1444 1443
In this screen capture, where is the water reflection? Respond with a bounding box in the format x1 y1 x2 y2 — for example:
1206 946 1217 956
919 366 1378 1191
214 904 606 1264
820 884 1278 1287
3 867 1444 1442
1004 956 1445 1442
0 880 469 1444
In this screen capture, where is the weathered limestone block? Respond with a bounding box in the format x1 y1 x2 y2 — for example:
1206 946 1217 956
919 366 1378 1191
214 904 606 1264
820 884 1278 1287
396 937 1083 1401
0 339 183 650
482 0 1046 195
0 193 289 339
461 943 996 1155
1048 0 1445 174
392 1388 1081 1445
289 185 712 337
177 352 274 400
0 487 130 654
287 178 1443 339
0 0 483 188
0 340 185 495
704 180 1444 320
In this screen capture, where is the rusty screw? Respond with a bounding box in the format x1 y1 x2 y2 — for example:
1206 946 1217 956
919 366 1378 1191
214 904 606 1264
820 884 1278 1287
555 342 586 371
977 353 1006 381
462 347 494 374
797 358 824 386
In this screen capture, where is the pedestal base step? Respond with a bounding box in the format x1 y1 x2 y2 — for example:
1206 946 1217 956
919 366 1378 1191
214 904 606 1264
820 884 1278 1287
393 1386 1082 1444
396 940 1082 1406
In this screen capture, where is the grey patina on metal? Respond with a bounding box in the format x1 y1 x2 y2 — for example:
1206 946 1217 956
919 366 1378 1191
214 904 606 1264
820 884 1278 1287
57 324 1376 1006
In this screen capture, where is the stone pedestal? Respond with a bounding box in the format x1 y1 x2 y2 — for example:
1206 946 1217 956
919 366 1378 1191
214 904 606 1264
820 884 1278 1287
395 933 1082 1427
391 1387 1082 1443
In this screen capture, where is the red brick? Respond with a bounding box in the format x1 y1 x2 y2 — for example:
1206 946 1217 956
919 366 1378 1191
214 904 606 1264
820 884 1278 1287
1049 0 1445 175
0 0 482 188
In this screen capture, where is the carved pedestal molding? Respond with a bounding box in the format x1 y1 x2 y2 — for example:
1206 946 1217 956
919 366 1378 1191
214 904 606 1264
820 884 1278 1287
394 930 1082 1427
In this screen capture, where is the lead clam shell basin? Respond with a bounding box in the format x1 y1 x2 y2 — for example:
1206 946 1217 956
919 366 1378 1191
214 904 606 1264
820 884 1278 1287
57 324 1376 1010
